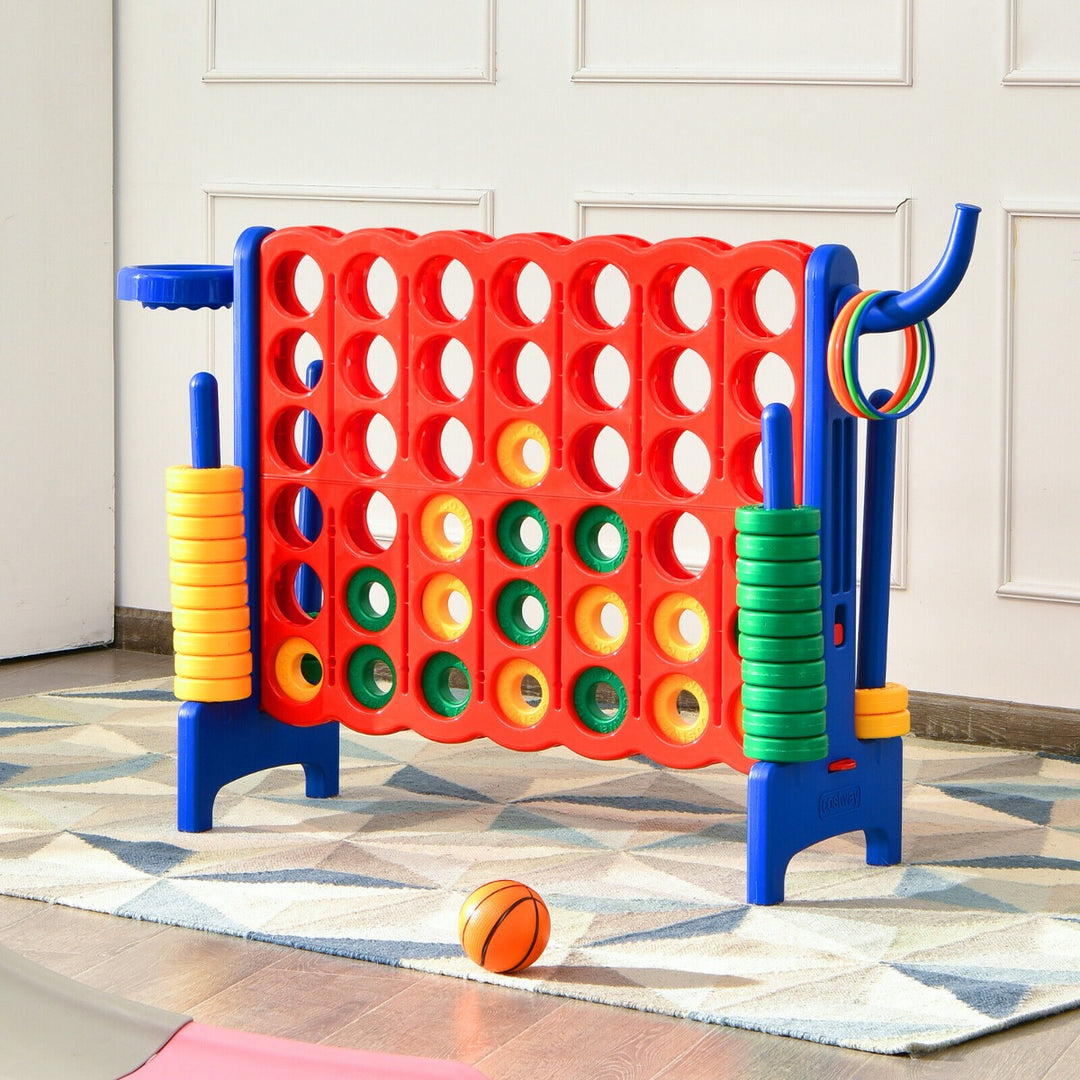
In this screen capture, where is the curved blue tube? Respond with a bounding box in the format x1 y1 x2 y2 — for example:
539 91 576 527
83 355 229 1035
856 204 980 334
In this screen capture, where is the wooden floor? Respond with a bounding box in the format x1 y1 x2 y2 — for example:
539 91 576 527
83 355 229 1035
2 648 1080 1079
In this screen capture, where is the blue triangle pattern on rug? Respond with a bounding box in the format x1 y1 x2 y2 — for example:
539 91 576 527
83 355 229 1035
179 868 427 889
929 854 1080 872
0 762 30 784
24 754 165 788
891 964 1031 1019
74 833 193 874
589 906 751 946
258 933 461 963
114 881 252 937
521 793 739 816
935 783 1055 825
491 806 606 849
0 722 73 738
895 867 1024 912
385 764 495 803
52 689 178 703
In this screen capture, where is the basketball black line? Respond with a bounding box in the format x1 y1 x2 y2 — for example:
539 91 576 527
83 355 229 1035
504 896 542 973
462 882 520 958
479 893 538 972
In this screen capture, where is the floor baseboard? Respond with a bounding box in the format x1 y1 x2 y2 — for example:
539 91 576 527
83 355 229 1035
110 609 1080 756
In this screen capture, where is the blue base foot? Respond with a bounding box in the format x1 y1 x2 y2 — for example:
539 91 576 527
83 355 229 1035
178 698 340 832
746 737 903 905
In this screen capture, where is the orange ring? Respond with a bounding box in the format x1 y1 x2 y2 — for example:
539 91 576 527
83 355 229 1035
174 652 253 680
171 583 248 611
173 674 251 703
169 559 248 587
421 573 472 641
166 464 243 494
170 606 249 633
573 586 628 655
167 514 246 541
274 637 323 703
652 675 709 744
855 709 910 739
173 628 251 656
496 421 550 488
854 682 908 716
165 489 245 518
495 659 549 727
168 536 247 564
653 593 709 662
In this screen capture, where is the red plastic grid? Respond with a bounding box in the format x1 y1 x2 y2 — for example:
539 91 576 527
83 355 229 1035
257 227 810 772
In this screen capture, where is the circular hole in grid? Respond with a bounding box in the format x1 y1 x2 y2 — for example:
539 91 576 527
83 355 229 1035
270 331 323 395
518 593 547 634
342 411 397 478
735 268 797 338
596 521 624 561
652 511 710 580
573 344 630 410
650 429 711 498
270 484 323 549
342 489 397 554
271 253 324 317
671 349 712 415
730 435 764 504
519 673 544 709
570 262 631 330
572 424 630 493
446 586 471 627
599 601 626 640
344 334 397 398
676 688 702 724
415 257 474 324
679 607 705 649
493 260 552 327
271 561 323 625
673 266 711 331
293 255 324 314
592 681 622 719
495 341 552 407
418 415 474 482
270 408 322 472
343 254 398 320
439 338 474 400
754 352 796 410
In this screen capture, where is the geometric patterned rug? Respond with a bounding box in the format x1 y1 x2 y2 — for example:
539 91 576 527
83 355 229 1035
2 679 1080 1056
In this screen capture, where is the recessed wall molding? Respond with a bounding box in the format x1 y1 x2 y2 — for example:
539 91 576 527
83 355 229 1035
1005 0 1080 85
999 202 1080 602
205 0 496 83
575 193 913 589
573 0 912 86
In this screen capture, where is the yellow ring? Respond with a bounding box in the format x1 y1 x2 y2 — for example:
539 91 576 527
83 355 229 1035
653 593 710 662
165 489 245 518
167 513 246 541
652 674 710 744
173 674 251 703
169 559 247 587
496 420 550 488
166 464 243 494
420 495 473 561
274 637 323 703
495 659 549 727
854 682 908 716
573 585 629 655
173 628 251 656
174 652 253 680
855 709 910 739
168 536 247 564
170 606 249 633
421 573 472 640
171 582 248 611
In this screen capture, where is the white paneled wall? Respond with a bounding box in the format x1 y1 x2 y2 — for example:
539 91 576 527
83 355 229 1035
115 2 1080 708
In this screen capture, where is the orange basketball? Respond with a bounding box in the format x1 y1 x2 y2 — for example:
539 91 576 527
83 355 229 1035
458 880 550 974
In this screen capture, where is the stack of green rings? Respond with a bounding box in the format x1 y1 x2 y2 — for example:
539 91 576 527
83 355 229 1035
735 504 827 763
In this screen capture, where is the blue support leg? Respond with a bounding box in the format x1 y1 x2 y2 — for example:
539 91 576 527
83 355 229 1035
178 699 340 832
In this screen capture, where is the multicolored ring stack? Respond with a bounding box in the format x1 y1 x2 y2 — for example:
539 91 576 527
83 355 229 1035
735 504 828 763
166 464 252 702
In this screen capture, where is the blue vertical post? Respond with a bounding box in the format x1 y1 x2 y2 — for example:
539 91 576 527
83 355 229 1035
855 388 898 690
189 371 222 470
761 402 795 512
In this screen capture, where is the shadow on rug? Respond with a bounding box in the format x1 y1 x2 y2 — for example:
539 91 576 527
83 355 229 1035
2 679 1080 1055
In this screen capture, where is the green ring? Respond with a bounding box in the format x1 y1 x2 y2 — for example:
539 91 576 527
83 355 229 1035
495 580 549 646
496 500 549 567
735 532 820 562
421 651 472 717
346 645 396 710
741 708 827 738
741 682 827 713
735 557 822 587
741 659 826 689
742 732 829 763
738 608 823 639
736 583 822 613
737 633 824 663
734 505 821 536
572 666 628 734
574 505 629 573
345 567 396 632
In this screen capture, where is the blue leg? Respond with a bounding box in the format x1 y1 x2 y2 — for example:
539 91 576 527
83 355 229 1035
178 699 340 832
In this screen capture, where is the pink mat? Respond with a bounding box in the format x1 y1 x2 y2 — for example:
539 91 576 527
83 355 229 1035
127 1021 487 1079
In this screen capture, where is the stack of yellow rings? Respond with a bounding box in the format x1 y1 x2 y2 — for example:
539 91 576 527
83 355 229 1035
166 465 252 702
854 682 910 739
